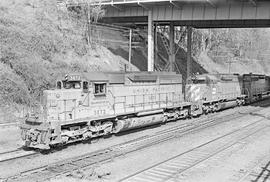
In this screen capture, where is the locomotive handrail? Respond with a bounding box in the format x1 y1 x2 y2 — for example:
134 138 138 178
54 91 181 121
81 92 90 106
111 92 182 114
107 90 117 115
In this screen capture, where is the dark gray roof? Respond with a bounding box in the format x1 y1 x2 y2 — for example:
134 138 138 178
59 72 182 84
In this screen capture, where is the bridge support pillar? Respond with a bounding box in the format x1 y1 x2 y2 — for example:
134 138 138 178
169 22 175 72
187 26 192 80
154 24 158 67
148 10 154 72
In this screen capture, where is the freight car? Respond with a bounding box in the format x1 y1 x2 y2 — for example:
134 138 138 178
20 72 191 149
186 74 246 116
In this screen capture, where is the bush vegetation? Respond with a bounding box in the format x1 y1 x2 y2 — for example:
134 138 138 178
0 0 130 120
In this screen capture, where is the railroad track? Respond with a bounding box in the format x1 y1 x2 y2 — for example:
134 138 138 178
3 105 267 182
0 149 37 163
0 122 18 129
236 156 270 182
120 118 270 182
0 105 254 166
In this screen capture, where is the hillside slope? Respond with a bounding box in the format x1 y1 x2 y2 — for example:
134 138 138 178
0 0 138 122
107 28 270 77
198 51 270 75
1 0 269 123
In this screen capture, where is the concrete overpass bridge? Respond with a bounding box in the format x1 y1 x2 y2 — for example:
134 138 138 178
93 0 270 28
68 0 270 76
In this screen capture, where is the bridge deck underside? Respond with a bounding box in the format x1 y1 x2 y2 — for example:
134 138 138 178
101 18 270 28
97 1 270 28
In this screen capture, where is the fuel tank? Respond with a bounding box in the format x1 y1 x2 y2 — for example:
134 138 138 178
219 100 238 110
113 114 164 133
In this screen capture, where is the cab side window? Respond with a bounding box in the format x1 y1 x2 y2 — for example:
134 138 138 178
57 81 62 89
83 81 89 92
83 81 88 89
73 82 81 89
94 83 106 95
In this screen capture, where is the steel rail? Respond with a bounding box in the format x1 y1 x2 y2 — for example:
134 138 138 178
1 101 269 179
236 156 270 182
0 122 18 129
0 105 254 166
0 149 37 163
120 118 270 182
4 105 266 182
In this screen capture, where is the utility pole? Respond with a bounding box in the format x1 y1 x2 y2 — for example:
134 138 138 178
228 56 231 73
87 2 91 46
147 10 154 72
154 24 158 68
169 22 175 72
128 29 132 71
187 26 192 80
208 29 212 50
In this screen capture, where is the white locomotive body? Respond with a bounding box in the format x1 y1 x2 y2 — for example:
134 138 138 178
20 72 190 149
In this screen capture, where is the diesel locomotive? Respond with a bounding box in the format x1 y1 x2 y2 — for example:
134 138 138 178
20 72 270 149
186 73 246 116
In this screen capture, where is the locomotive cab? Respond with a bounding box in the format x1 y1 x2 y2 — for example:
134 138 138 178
56 74 89 92
190 75 209 85
44 74 91 122
21 74 94 149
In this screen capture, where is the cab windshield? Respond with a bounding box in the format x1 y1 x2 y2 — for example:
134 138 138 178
191 79 206 84
63 81 81 89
